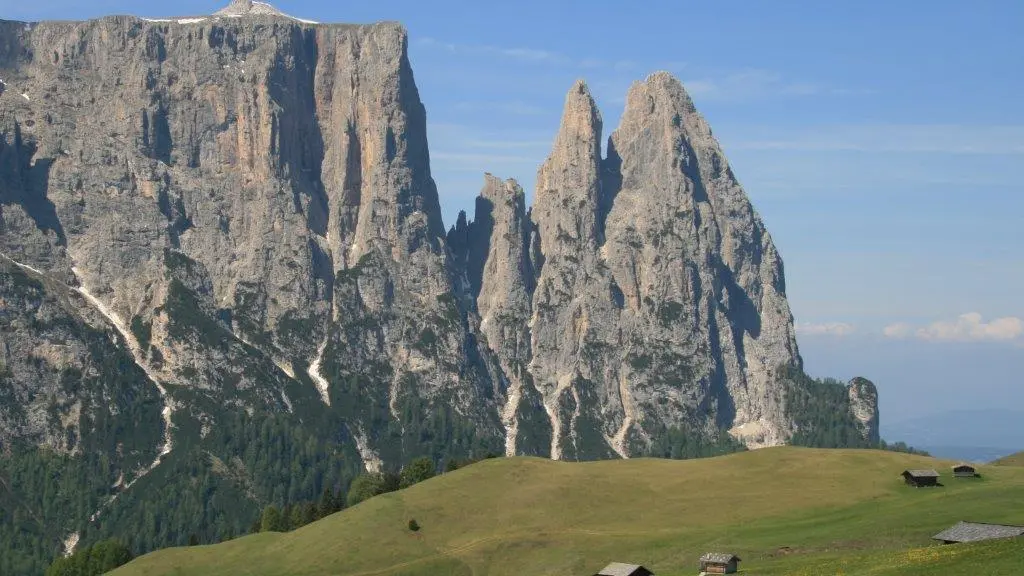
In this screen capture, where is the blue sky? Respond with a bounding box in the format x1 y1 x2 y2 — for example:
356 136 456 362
6 0 1023 438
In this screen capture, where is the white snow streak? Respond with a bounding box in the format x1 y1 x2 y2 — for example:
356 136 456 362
62 532 79 557
387 376 401 421
20 93 29 101
351 426 382 473
71 266 175 469
308 339 331 405
544 376 575 461
610 374 637 459
0 255 175 544
567 387 581 457
69 267 174 520
251 1 319 23
500 380 523 457
1 255 45 276
176 17 207 24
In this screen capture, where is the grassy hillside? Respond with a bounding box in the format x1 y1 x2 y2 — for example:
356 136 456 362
111 448 1024 576
993 451 1024 466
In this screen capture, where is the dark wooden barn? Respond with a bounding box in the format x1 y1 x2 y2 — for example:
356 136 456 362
932 521 1024 544
699 553 740 574
594 562 654 576
953 463 979 478
901 469 940 487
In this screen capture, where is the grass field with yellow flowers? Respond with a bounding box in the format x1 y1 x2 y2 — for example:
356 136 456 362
111 447 1024 576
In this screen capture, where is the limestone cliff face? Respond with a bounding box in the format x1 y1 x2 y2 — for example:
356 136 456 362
847 377 880 444
447 175 550 456
2 8 850 472
0 12 502 471
464 74 804 459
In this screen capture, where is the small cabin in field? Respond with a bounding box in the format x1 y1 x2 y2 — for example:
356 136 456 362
699 553 740 574
932 521 1024 544
953 463 979 478
594 562 654 576
901 469 940 487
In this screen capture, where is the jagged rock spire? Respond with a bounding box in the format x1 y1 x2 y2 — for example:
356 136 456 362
469 71 804 459
533 79 604 255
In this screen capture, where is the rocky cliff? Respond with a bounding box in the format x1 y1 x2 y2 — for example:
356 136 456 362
0 8 504 471
0 3 878 569
452 75 806 459
848 377 881 444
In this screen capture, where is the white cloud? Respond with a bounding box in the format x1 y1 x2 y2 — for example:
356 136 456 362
417 38 685 75
682 69 828 102
417 37 575 67
884 313 1024 343
498 47 572 65
795 321 856 337
882 323 913 339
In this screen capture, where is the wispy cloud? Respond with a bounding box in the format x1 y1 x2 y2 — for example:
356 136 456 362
497 47 572 65
795 321 857 337
682 69 829 102
883 313 1024 343
418 37 574 67
416 37 685 74
882 323 914 339
728 125 1024 155
428 125 549 172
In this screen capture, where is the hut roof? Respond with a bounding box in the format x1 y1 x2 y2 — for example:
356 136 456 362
700 553 740 564
595 562 648 576
953 463 976 470
932 521 1024 543
903 469 940 478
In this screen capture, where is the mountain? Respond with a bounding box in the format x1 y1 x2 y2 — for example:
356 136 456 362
0 2 879 571
451 76 815 457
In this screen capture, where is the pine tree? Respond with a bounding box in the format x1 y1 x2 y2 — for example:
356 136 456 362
260 506 284 533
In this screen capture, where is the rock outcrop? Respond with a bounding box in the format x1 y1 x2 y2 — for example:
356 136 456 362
847 377 880 444
460 74 803 459
0 9 502 473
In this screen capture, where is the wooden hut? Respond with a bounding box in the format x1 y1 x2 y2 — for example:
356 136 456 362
699 553 740 574
953 463 979 478
594 562 654 576
901 469 940 487
932 521 1024 544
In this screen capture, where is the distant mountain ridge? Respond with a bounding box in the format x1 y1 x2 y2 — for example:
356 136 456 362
0 4 879 572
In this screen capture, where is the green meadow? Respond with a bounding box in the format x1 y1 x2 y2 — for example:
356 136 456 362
111 447 1024 575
